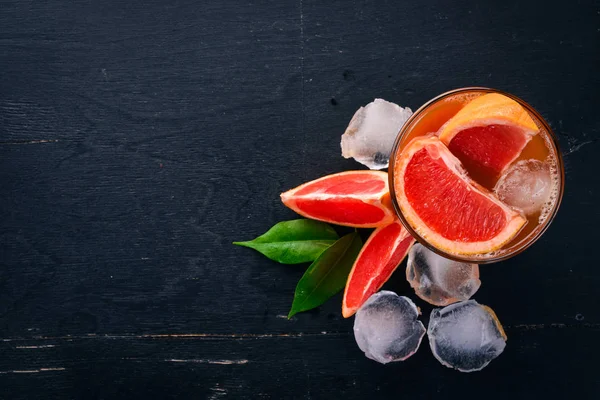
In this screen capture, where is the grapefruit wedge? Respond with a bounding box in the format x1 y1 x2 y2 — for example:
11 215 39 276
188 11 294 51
394 136 526 255
342 220 415 317
438 93 539 176
280 171 395 228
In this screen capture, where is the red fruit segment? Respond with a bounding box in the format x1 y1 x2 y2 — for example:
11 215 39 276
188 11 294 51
293 198 386 226
438 93 539 177
281 171 395 228
394 136 526 255
405 148 507 242
342 221 415 317
447 124 532 177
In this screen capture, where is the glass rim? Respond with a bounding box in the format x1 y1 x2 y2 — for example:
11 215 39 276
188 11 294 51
388 87 565 264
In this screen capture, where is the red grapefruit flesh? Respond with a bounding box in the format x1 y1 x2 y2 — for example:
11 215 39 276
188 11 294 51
394 136 526 255
448 124 533 177
342 220 415 317
439 93 539 176
281 171 395 228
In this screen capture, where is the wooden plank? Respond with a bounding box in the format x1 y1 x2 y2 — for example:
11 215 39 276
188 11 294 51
1 325 599 399
1 0 599 398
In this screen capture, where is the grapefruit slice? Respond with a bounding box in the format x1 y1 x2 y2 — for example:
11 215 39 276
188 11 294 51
394 136 526 255
438 93 539 176
342 220 415 317
280 171 395 228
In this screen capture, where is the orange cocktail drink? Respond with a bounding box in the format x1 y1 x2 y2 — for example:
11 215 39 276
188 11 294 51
389 88 564 263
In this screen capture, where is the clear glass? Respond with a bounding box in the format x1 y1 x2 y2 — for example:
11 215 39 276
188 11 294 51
388 87 565 264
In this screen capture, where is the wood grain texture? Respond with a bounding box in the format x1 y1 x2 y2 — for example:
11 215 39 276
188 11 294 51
1 0 599 398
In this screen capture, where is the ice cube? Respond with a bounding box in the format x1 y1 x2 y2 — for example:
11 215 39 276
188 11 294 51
341 99 413 170
494 159 553 216
428 300 507 372
406 243 481 306
353 291 425 364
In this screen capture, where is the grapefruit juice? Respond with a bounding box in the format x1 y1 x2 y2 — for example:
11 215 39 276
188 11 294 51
389 88 564 263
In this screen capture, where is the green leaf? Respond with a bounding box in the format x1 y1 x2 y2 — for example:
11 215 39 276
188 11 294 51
233 219 339 264
288 232 363 318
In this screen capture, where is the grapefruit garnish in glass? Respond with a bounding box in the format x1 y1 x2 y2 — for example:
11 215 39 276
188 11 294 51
389 87 564 263
394 135 526 255
438 93 539 179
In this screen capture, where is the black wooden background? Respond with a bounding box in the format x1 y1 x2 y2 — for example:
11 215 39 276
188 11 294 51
1 0 599 398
